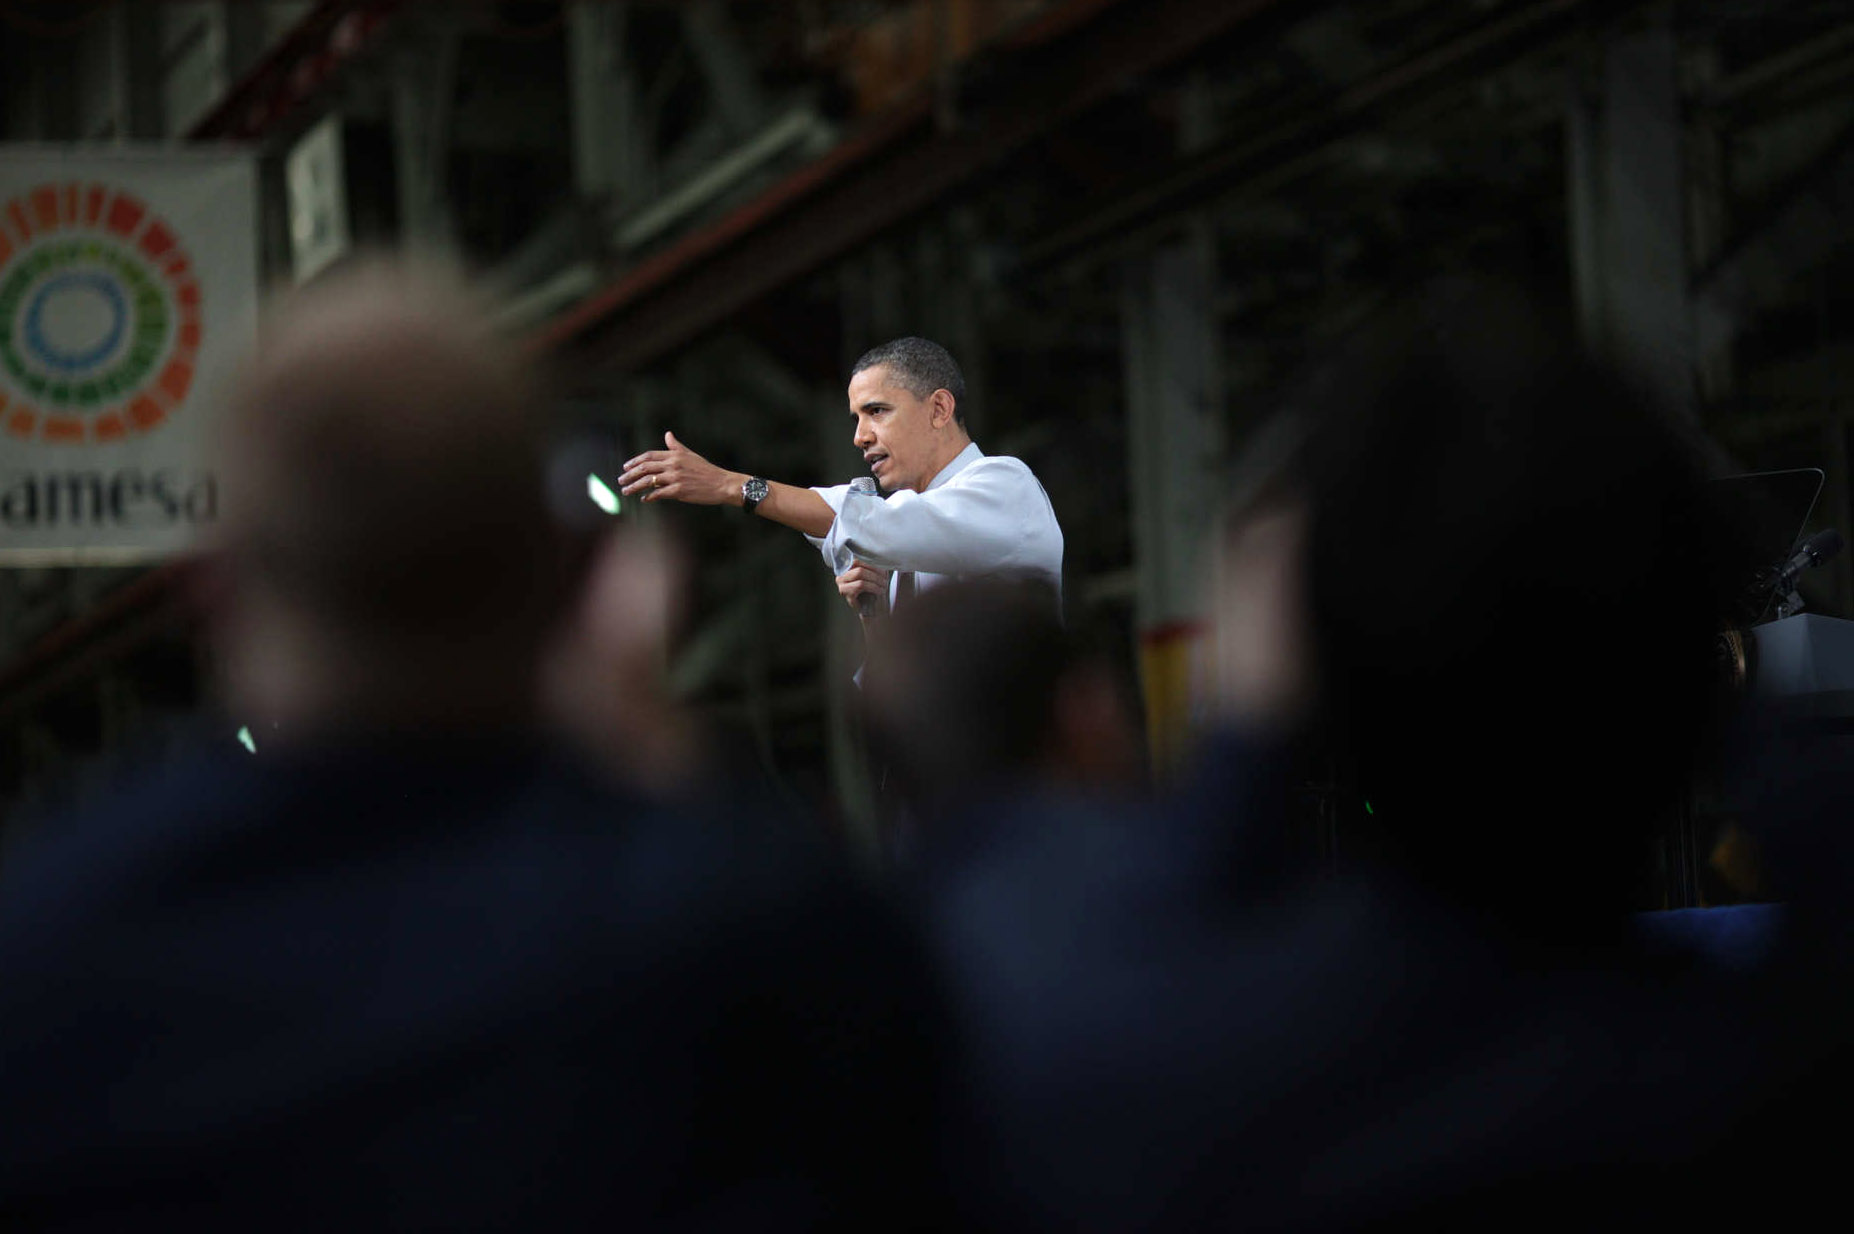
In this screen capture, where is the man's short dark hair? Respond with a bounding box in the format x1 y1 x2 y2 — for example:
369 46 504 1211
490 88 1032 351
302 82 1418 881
852 337 966 424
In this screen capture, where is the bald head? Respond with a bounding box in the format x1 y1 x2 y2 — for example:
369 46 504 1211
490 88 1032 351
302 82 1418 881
215 259 567 729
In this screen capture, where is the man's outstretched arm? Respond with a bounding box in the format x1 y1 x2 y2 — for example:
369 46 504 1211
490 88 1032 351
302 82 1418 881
619 432 836 539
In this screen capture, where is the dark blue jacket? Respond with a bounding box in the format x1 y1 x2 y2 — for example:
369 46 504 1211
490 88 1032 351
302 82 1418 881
914 730 1776 1231
0 731 944 1232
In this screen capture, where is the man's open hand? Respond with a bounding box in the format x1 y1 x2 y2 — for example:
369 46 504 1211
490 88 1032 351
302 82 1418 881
836 560 891 615
1208 501 1313 731
619 432 740 505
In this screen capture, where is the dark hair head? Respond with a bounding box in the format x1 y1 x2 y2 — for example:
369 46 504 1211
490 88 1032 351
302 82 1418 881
851 337 967 425
860 579 1067 810
1275 278 1750 938
220 258 569 670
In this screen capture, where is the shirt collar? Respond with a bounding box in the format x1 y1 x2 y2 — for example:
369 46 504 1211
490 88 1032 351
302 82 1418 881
924 441 984 492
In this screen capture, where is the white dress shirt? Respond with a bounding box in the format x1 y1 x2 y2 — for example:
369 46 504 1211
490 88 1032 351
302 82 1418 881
806 441 1064 608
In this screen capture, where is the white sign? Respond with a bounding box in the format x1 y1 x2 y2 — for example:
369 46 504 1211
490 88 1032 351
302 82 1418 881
0 148 259 564
287 115 348 283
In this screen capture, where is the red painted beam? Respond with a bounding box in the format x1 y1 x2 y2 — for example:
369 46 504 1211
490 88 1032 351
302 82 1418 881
529 95 936 357
538 0 1297 371
0 561 195 715
524 0 1160 359
186 0 403 143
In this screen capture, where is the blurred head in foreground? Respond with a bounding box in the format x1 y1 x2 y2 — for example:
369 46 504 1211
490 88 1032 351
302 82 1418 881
861 580 1142 819
210 257 570 740
1214 279 1747 939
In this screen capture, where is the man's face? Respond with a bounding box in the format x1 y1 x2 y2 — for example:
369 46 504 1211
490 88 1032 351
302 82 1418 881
848 364 941 494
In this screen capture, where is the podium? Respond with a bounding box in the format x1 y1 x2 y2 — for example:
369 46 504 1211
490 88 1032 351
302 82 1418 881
1659 616 1854 909
1750 614 1854 722
1651 614 1854 910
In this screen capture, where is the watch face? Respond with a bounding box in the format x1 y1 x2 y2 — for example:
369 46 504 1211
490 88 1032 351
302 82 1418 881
745 477 769 505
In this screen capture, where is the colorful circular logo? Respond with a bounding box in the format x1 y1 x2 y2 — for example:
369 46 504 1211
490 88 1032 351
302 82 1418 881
0 182 202 446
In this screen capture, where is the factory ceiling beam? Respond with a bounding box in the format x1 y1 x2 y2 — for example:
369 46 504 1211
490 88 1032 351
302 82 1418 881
1019 0 1640 274
1694 118 1854 372
390 13 463 250
568 2 653 204
680 0 770 140
540 0 1305 372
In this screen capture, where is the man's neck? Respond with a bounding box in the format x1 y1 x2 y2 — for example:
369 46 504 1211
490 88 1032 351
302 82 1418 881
914 433 974 493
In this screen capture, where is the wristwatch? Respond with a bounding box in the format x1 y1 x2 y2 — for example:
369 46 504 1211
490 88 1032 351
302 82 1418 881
742 476 769 513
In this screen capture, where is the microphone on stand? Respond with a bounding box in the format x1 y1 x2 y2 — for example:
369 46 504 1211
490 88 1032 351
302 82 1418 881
1776 528 1844 590
1770 528 1845 620
848 476 886 620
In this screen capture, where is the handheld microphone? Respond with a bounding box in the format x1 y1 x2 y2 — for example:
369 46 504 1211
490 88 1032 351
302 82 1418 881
847 477 885 620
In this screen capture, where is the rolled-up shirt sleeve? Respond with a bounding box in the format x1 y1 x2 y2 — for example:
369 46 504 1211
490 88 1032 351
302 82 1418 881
804 483 855 570
808 460 1059 579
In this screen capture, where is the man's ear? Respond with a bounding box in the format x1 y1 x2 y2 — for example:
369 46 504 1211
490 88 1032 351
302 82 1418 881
931 388 958 429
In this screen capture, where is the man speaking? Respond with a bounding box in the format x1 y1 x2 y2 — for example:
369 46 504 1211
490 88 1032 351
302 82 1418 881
619 337 1063 616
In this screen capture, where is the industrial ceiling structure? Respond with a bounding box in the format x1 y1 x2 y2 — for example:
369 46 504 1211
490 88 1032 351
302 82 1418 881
4 0 1854 837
